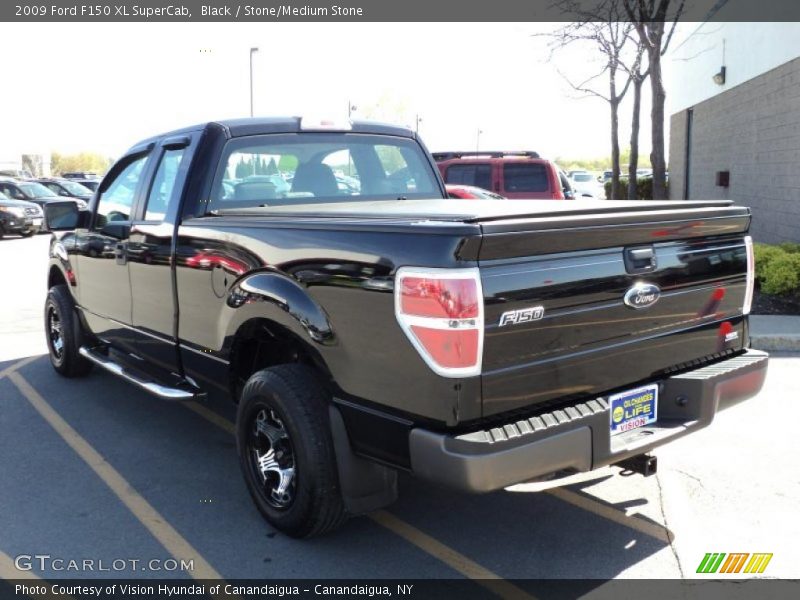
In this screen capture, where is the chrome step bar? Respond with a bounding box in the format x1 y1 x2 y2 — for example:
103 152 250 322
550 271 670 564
79 346 199 401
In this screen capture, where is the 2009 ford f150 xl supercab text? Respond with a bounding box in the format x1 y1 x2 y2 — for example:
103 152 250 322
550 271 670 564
43 118 768 538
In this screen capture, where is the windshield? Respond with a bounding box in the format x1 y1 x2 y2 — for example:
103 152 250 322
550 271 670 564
60 181 93 196
19 182 57 197
210 133 441 212
573 174 594 182
0 191 8 200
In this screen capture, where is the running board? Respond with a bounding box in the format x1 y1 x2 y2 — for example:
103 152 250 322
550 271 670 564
79 346 201 401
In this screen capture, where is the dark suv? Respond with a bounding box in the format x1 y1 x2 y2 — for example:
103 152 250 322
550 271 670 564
433 151 571 200
0 191 43 238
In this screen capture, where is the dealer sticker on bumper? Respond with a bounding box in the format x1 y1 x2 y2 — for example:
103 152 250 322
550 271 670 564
609 384 658 436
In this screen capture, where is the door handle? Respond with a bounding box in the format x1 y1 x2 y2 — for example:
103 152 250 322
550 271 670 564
114 242 127 266
624 246 656 274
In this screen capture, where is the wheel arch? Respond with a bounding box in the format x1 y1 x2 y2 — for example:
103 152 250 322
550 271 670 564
222 271 336 399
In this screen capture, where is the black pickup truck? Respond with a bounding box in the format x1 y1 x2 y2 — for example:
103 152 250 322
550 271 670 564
43 117 768 538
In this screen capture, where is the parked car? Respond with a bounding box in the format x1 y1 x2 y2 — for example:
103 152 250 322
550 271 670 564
0 179 88 211
62 171 100 180
446 184 505 199
73 178 100 191
433 151 570 199
43 117 767 539
37 178 94 201
0 191 43 238
567 169 589 179
569 172 605 198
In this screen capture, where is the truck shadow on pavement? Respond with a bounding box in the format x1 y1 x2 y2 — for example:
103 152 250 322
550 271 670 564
0 355 675 585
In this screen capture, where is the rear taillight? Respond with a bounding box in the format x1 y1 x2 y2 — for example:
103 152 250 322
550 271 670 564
743 235 754 315
395 267 483 377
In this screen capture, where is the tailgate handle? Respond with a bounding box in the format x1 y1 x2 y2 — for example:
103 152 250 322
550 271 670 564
624 246 656 273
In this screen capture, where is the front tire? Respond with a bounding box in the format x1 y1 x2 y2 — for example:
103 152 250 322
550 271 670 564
20 229 36 238
236 364 347 538
45 285 93 377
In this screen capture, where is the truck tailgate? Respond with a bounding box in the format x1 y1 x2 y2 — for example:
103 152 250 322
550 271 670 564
477 203 752 417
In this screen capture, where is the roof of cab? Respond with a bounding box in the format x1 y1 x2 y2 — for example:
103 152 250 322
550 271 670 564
128 117 415 152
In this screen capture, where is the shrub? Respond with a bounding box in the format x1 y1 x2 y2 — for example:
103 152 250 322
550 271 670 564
760 251 800 295
778 241 800 254
753 243 785 286
603 177 669 200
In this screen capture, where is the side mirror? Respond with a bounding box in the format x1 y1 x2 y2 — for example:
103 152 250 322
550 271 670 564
44 200 86 231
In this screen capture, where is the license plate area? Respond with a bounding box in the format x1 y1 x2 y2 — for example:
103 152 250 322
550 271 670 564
609 383 658 436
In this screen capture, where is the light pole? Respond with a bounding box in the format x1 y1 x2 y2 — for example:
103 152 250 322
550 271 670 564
249 47 259 117
476 128 483 153
415 114 422 135
348 101 357 119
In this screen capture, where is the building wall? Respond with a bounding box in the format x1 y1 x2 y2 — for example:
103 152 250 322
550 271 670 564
668 21 800 114
670 57 800 244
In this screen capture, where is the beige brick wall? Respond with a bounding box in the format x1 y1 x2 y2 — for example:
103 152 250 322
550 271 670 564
669 57 800 244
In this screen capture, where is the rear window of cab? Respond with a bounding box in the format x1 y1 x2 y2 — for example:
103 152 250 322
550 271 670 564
208 133 442 212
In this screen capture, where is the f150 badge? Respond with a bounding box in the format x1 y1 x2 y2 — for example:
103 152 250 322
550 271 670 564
499 306 545 327
624 283 661 309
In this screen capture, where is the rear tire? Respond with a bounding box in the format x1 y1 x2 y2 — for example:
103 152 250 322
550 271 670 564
236 364 347 538
20 229 35 238
45 285 93 377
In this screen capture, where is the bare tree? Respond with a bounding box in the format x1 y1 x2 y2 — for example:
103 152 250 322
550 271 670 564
620 38 650 199
624 0 686 200
542 0 636 199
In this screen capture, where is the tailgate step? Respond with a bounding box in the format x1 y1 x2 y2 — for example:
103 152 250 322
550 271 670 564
461 398 608 444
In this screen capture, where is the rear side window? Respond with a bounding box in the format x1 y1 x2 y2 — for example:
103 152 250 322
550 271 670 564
144 148 185 221
444 164 492 190
504 163 549 193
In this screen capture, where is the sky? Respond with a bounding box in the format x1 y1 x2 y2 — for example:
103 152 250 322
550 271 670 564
0 22 669 165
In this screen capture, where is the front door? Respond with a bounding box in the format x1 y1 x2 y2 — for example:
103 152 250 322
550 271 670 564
74 152 151 348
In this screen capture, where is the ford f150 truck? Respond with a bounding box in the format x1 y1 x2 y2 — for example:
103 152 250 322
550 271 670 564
43 117 768 538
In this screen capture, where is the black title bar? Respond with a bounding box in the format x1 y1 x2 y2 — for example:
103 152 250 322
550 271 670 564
5 0 800 22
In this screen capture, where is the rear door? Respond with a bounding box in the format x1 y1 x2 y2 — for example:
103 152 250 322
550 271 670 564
126 134 197 373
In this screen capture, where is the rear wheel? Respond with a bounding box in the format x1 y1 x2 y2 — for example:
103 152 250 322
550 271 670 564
45 285 93 377
236 364 347 538
20 229 35 238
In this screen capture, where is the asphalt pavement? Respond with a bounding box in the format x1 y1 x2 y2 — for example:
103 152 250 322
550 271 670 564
1 234 798 591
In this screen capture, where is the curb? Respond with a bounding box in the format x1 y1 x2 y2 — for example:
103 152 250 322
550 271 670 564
750 335 800 353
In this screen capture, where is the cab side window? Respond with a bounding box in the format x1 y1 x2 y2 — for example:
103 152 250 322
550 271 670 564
94 155 148 230
144 148 185 221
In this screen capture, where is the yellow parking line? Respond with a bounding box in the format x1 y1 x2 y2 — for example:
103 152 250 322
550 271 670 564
0 549 75 600
180 400 534 598
0 355 40 381
547 487 672 543
184 401 235 435
370 510 537 600
8 373 223 582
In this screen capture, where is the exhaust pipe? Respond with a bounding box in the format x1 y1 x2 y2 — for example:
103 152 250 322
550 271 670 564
614 453 657 477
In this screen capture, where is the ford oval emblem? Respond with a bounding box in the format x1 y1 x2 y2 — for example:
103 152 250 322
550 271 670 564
624 283 661 309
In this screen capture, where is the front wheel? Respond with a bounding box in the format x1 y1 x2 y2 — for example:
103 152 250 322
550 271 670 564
45 285 93 377
236 364 347 538
19 229 36 238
